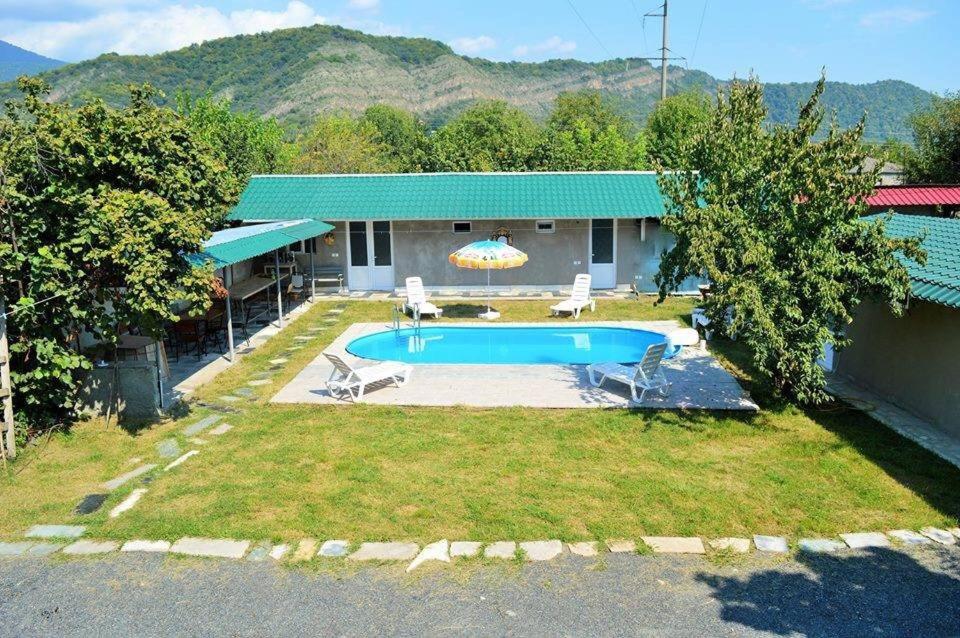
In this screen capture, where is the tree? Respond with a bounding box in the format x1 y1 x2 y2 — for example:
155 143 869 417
361 104 430 172
905 91 960 183
291 114 395 174
861 138 914 168
645 91 711 169
0 78 234 431
176 92 294 179
428 101 540 172
535 91 648 170
655 78 923 403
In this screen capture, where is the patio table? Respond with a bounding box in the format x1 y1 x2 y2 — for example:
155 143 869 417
228 273 289 325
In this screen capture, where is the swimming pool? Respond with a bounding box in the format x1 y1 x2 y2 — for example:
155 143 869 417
346 326 675 365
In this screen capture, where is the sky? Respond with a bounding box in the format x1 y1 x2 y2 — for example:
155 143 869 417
0 0 954 92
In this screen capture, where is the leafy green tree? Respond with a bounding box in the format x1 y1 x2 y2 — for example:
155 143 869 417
655 78 923 403
361 104 430 172
0 78 234 431
861 138 914 168
645 91 711 169
905 91 960 183
428 101 540 172
291 114 395 174
535 91 648 170
176 92 294 179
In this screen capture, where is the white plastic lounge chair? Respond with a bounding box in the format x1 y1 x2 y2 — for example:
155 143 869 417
324 352 413 401
550 274 596 319
586 342 671 403
403 276 443 318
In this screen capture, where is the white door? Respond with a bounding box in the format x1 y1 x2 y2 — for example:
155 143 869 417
589 218 617 289
347 221 394 291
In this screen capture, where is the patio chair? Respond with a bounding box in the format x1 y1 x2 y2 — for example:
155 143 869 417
287 274 305 301
323 352 413 401
550 274 596 319
586 342 671 403
172 319 206 362
403 276 443 318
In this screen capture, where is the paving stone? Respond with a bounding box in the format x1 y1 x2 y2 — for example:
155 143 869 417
293 336 314 342
269 358 289 365
919 527 957 545
292 539 319 562
25 524 86 539
449 541 482 558
218 395 241 403
62 540 119 555
709 538 751 553
247 379 271 387
605 539 636 554
103 464 157 490
567 541 599 557
483 541 517 560
109 488 147 518
27 543 63 556
121 540 170 553
0 542 35 556
156 439 181 458
753 535 789 553
74 493 109 515
245 542 271 562
183 415 222 436
641 537 706 554
269 544 290 561
948 528 960 539
840 532 890 549
798 539 845 553
170 537 250 559
208 423 233 436
328 308 344 314
349 542 420 561
407 540 450 571
318 540 350 557
189 438 208 445
888 529 931 545
233 387 255 397
519 540 564 561
163 450 199 471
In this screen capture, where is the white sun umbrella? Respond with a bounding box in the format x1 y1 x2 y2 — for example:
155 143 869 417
448 240 529 320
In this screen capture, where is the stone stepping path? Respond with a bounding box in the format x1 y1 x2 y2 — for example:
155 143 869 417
0 542 36 556
183 415 222 437
520 540 563 561
156 439 181 458
25 525 86 539
109 488 147 518
74 494 108 516
269 358 288 365
218 395 242 403
27 543 63 556
234 387 255 397
208 423 233 436
841 532 890 548
920 527 956 545
103 464 156 490
163 450 198 471
888 529 930 545
170 538 249 559
247 379 271 387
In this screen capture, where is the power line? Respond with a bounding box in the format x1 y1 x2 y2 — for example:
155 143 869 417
690 0 709 65
565 0 615 60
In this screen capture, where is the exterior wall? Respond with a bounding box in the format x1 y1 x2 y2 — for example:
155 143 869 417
291 221 349 287
615 218 703 292
836 299 960 435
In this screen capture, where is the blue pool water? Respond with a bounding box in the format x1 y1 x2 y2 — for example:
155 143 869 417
346 326 674 365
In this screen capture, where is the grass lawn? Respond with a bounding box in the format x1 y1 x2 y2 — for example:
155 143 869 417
2 297 959 544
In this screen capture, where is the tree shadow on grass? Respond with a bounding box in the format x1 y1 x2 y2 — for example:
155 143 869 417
439 303 501 319
697 546 960 636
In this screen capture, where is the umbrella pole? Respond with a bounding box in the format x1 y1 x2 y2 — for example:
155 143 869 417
486 268 491 316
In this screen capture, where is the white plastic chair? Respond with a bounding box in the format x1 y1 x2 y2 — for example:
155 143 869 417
324 352 412 401
403 276 443 318
550 274 596 319
586 342 671 403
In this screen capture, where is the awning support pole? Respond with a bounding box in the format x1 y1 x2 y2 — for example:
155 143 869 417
275 249 284 329
309 237 316 302
225 291 235 362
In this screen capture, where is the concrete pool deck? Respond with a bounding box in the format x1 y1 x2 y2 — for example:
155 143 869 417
271 321 758 410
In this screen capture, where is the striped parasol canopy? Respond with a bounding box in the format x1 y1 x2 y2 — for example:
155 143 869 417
448 240 528 269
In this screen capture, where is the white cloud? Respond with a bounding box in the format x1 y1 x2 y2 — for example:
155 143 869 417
2 1 326 60
859 7 933 28
512 35 576 59
346 0 379 10
449 35 496 55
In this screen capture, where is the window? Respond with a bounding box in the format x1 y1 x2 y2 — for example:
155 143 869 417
535 220 555 234
349 221 368 267
288 240 304 253
452 221 472 234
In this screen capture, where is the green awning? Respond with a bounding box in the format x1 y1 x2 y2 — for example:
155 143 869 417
228 172 667 222
186 219 333 269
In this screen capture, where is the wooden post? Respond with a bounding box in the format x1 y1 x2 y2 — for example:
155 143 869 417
274 250 284 329
0 301 15 459
309 237 316 302
225 291 235 362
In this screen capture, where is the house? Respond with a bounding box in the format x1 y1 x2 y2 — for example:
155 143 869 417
865 184 960 217
834 214 960 436
858 157 904 186
227 171 703 293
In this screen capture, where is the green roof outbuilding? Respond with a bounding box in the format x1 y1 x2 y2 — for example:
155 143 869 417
872 213 960 309
186 219 333 269
227 172 667 222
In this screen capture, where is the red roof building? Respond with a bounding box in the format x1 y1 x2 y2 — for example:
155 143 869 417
865 185 960 209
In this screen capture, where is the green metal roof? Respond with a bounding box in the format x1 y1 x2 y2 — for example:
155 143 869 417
186 219 333 269
870 213 960 309
228 172 667 222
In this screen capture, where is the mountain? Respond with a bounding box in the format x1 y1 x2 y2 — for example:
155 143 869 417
0 25 931 141
0 40 64 82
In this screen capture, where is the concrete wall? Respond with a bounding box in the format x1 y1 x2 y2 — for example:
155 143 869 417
292 221 349 287
836 299 960 434
76 361 162 421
